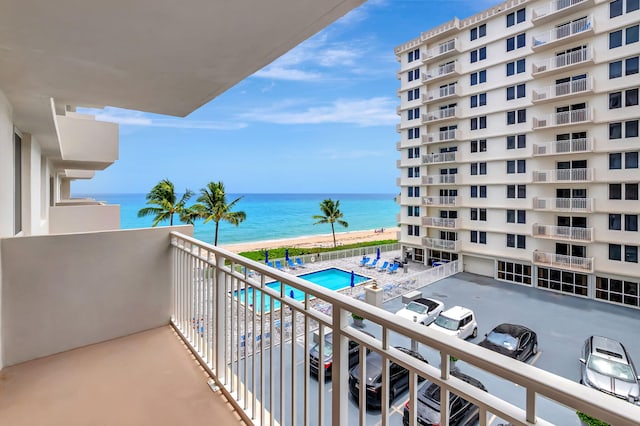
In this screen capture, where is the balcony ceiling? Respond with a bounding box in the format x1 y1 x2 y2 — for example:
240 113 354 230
0 0 364 153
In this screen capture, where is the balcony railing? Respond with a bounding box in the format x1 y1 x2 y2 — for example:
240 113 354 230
422 237 459 251
423 129 460 144
423 106 458 123
532 0 589 22
422 85 459 102
532 137 592 156
422 152 456 164
422 217 457 229
532 224 594 242
422 174 456 185
533 108 592 129
423 196 457 206
532 168 594 183
532 16 592 50
532 197 594 212
166 232 640 426
423 38 458 62
533 250 594 273
532 77 593 102
422 61 459 83
532 47 592 75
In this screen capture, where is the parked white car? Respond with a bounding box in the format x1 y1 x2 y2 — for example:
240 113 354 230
395 297 444 325
428 306 478 340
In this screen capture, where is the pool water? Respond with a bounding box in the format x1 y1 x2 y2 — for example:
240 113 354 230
234 268 370 312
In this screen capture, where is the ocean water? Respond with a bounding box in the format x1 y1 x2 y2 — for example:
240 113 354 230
80 193 398 245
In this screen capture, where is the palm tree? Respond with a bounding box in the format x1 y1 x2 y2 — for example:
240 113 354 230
137 179 193 226
191 181 246 246
312 198 349 248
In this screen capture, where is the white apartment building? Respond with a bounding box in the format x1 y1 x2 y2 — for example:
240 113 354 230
395 0 640 309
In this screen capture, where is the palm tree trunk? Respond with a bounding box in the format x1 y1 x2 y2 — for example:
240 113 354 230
170 214 173 226
331 223 336 247
214 221 220 246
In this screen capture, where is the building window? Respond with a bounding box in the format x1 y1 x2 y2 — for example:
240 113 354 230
470 185 487 198
470 139 487 153
627 88 639 106
610 214 622 230
470 162 487 175
470 24 487 41
14 133 22 235
408 107 420 120
408 48 420 62
506 234 526 249
506 8 526 27
470 93 487 108
596 276 639 307
610 153 622 169
470 230 487 244
506 134 526 149
627 152 639 168
610 25 639 49
407 224 420 237
470 70 487 85
408 127 420 140
506 84 526 100
609 56 640 79
407 167 420 178
506 33 526 51
538 268 588 296
407 205 420 217
506 160 526 174
506 59 526 76
407 68 420 82
470 208 487 221
497 261 532 285
627 120 639 137
507 184 526 198
470 116 487 130
506 209 526 224
408 186 420 197
610 184 622 199
408 147 420 158
407 88 420 101
507 109 526 125
470 47 487 63
626 183 639 200
610 0 638 17
626 214 638 231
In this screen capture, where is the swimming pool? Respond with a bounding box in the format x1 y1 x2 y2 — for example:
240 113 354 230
234 268 370 312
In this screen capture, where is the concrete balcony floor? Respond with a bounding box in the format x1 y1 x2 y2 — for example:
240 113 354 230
0 326 245 426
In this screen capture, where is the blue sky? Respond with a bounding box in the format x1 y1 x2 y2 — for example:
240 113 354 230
75 0 494 195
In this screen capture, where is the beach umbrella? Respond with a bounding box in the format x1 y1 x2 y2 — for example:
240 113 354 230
265 250 269 264
350 271 355 288
376 247 381 260
289 289 295 299
285 249 289 261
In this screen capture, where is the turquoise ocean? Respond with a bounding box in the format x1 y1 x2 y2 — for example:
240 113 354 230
80 193 399 246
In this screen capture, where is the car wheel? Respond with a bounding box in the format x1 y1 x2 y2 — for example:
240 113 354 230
532 342 538 355
472 327 478 338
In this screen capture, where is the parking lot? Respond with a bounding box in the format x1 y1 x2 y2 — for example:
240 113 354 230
300 271 640 425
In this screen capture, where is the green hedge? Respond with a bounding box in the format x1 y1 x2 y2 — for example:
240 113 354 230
576 411 610 426
238 239 397 262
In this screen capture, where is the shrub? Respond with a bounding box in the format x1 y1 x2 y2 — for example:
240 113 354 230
576 411 610 426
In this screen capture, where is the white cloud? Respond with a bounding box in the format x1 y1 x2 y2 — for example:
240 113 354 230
79 107 247 130
238 97 397 127
253 66 322 81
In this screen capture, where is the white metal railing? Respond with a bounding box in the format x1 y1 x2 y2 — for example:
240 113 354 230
424 38 457 60
533 0 587 20
423 196 457 206
533 108 591 129
423 152 457 164
532 77 592 101
170 231 639 426
533 250 594 273
533 46 591 74
532 137 592 156
532 16 592 47
423 129 459 143
422 237 459 251
532 168 594 182
422 217 457 229
422 85 458 102
532 197 594 212
423 61 458 82
424 106 457 122
532 224 593 242
423 174 456 185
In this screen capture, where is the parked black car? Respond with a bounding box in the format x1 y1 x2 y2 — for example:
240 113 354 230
348 347 428 408
478 323 538 361
309 331 374 378
402 371 487 425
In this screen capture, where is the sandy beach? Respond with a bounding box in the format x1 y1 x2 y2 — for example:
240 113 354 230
221 227 399 253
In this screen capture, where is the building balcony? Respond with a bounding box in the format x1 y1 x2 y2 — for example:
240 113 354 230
49 203 120 234
531 16 593 52
422 61 460 84
423 196 457 206
422 106 459 124
532 77 593 103
532 137 593 156
55 112 119 170
532 223 594 242
532 168 594 183
533 250 594 273
422 129 461 144
422 174 456 185
532 108 592 129
422 216 458 229
397 139 421 151
422 151 457 164
422 237 459 251
532 197 594 212
422 38 459 63
532 47 593 76
532 0 593 24
422 85 460 103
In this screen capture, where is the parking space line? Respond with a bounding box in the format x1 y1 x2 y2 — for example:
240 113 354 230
487 413 497 425
529 351 542 366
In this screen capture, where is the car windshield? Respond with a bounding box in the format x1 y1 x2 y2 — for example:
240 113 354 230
311 341 333 357
406 301 428 314
486 332 518 350
434 315 459 331
588 355 636 382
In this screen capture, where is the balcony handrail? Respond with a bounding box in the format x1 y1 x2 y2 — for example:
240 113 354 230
533 46 591 73
423 174 456 185
532 197 593 211
533 249 594 272
423 217 457 228
423 85 458 102
532 223 593 241
170 231 638 426
533 0 587 19
532 137 592 155
424 106 457 122
423 196 457 205
532 15 592 46
424 38 457 59
423 61 458 81
533 108 591 128
423 237 458 250
532 76 592 101
532 167 594 182
422 152 457 164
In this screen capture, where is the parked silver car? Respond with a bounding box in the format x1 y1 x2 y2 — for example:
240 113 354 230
580 335 640 403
